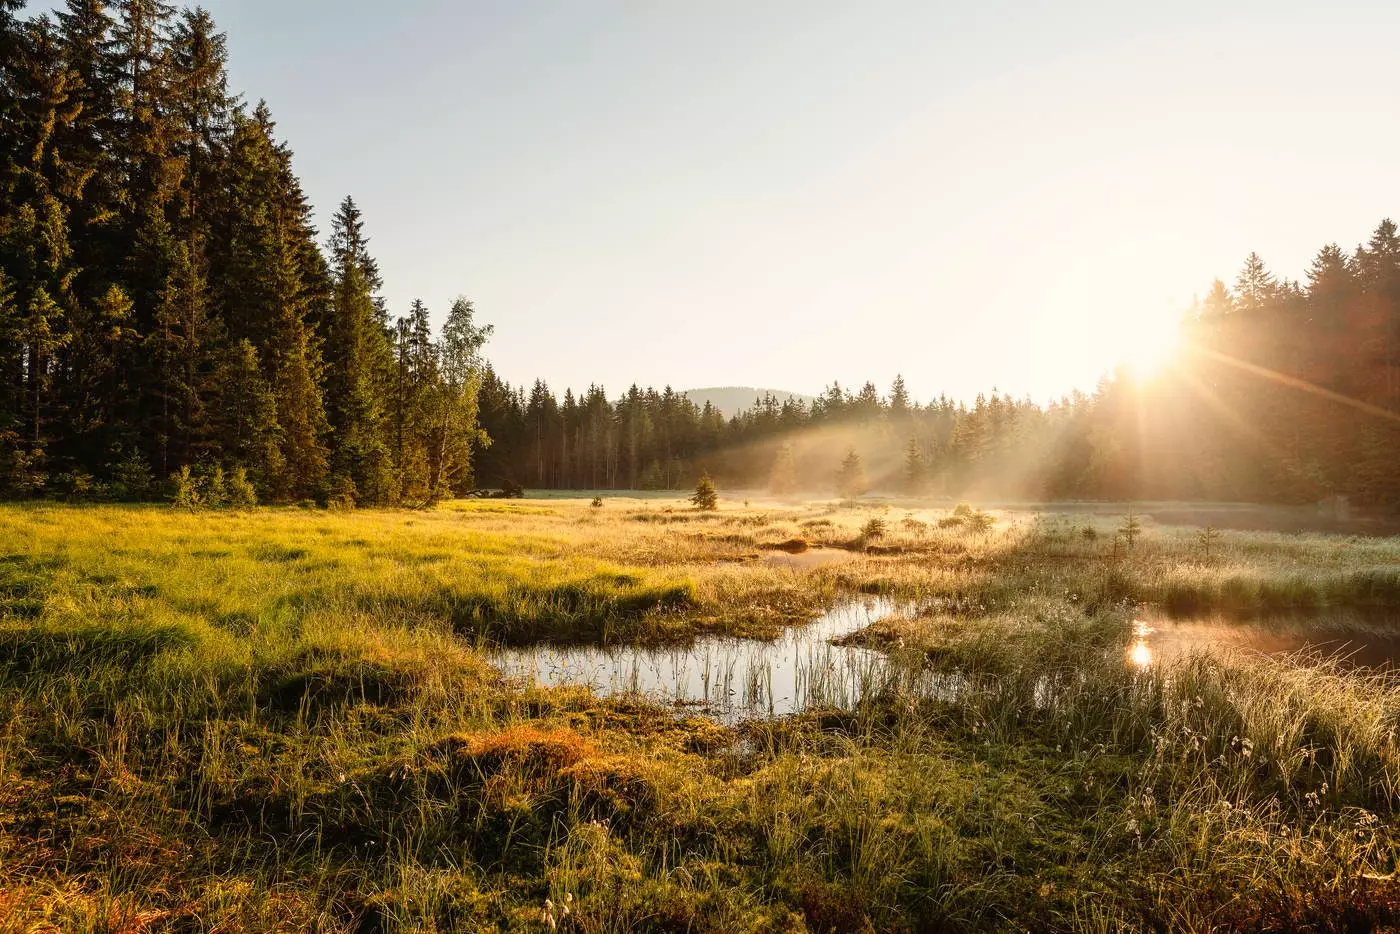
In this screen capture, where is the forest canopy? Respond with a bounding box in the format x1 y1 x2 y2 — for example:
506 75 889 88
2 2 1398 510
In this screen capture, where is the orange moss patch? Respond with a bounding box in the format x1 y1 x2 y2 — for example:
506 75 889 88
459 725 596 768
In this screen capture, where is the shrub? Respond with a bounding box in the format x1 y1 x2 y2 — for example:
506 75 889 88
861 517 887 541
967 509 995 533
204 465 228 508
170 464 258 511
227 467 258 509
170 466 200 510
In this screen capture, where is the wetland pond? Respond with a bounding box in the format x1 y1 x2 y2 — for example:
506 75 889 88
490 601 1400 724
490 596 903 723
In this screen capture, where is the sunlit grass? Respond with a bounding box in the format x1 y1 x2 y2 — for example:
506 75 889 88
2 497 1399 930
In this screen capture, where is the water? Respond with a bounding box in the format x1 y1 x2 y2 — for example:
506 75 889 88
490 597 904 722
1128 614 1400 671
493 602 1400 724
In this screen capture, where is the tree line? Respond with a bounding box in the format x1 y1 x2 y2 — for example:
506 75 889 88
3 3 1398 511
476 223 1400 512
0 1 490 505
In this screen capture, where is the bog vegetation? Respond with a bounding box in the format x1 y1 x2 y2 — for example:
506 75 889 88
3 496 1400 931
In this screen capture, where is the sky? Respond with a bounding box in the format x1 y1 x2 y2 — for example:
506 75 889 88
36 0 1400 403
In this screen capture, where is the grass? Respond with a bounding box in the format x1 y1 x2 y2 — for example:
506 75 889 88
1 497 1400 931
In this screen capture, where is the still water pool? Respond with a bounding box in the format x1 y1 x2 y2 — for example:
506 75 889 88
490 597 903 722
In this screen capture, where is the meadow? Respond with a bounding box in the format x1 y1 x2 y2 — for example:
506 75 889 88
2 496 1400 932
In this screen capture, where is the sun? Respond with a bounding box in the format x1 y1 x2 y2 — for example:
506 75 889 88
1116 309 1182 378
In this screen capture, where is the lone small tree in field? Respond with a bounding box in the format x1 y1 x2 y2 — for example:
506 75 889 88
836 447 867 500
691 472 718 511
1118 510 1142 551
1196 525 1222 561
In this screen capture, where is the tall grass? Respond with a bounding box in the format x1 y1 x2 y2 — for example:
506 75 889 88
2 498 1399 931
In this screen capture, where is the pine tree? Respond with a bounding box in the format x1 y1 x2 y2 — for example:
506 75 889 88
63 282 137 469
216 104 328 499
902 438 926 494
429 296 491 498
24 288 68 445
889 374 911 418
1234 252 1277 312
836 447 866 499
211 337 282 488
323 196 393 503
690 471 718 510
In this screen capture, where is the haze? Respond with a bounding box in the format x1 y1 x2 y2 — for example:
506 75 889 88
62 0 1400 401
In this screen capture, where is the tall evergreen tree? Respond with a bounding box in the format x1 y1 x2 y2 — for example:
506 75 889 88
323 196 392 502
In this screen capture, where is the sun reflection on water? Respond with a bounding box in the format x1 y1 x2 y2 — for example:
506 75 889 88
1128 620 1156 670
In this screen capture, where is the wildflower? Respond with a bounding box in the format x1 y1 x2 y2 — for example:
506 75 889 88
1240 738 1254 760
562 892 573 917
540 899 556 930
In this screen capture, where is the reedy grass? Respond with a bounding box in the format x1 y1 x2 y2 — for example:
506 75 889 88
2 498 1400 931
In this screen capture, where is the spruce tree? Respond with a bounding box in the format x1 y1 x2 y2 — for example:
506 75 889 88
323 196 393 504
836 447 866 499
691 470 718 510
430 296 491 498
902 438 926 494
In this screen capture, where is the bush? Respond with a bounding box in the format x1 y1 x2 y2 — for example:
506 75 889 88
52 471 96 501
227 467 258 509
171 466 201 510
170 464 258 511
860 517 887 541
204 466 228 508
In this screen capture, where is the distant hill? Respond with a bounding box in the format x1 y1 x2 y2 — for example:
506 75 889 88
683 387 817 417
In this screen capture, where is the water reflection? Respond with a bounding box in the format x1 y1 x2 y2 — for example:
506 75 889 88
1127 619 1157 669
490 597 907 722
1129 613 1400 670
